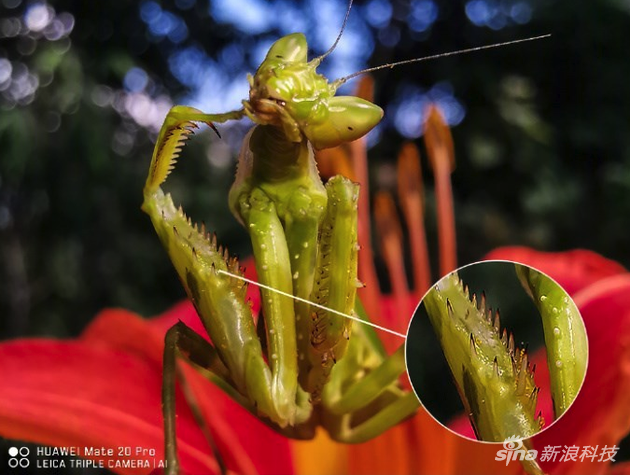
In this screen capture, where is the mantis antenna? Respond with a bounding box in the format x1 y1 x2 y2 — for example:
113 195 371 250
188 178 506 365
313 0 354 64
332 34 552 89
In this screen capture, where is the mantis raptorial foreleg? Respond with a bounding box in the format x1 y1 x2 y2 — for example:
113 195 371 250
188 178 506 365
144 110 313 430
229 125 330 394
163 320 316 475
233 186 312 423
303 176 358 401
417 262 587 450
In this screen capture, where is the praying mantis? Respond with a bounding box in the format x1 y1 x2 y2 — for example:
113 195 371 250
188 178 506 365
140 2 553 473
142 9 418 474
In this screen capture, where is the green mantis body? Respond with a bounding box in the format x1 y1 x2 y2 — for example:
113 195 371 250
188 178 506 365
143 31 418 474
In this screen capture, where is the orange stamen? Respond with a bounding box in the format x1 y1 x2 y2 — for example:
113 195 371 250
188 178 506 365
397 142 432 296
315 146 356 181
374 192 411 333
424 105 457 276
351 76 383 320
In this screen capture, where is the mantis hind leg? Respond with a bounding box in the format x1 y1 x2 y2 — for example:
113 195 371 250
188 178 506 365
163 322 234 475
163 321 318 474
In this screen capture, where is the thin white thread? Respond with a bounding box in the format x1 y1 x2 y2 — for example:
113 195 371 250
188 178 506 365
218 269 407 339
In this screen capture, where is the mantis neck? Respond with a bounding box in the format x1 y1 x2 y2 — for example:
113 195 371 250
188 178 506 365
249 125 316 184
228 123 328 227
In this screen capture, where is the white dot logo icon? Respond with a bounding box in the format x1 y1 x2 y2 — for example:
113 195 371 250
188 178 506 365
7 446 30 468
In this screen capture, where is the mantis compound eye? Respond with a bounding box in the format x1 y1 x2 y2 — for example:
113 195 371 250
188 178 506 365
404 260 588 443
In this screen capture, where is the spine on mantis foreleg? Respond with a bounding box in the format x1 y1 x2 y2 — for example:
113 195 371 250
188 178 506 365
306 176 360 402
515 265 587 418
423 272 542 441
143 106 206 195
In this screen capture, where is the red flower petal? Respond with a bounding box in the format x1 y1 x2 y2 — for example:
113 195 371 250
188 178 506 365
149 301 295 475
80 307 262 475
0 302 294 475
0 339 215 475
483 247 626 295
143 300 208 343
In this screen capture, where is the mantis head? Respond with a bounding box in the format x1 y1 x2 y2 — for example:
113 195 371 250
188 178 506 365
243 32 384 150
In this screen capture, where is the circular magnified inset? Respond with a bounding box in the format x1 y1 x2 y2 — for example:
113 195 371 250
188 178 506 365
404 260 588 442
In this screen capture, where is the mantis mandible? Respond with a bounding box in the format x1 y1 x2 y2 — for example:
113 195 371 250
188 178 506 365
141 2 550 472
